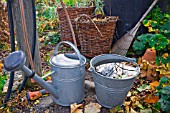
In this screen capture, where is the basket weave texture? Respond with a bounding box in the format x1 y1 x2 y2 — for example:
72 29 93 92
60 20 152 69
57 7 95 46
77 15 118 57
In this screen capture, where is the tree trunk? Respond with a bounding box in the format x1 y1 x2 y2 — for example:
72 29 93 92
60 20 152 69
11 0 42 77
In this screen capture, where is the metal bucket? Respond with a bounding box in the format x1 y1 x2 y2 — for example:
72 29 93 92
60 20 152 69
49 41 86 106
89 54 140 108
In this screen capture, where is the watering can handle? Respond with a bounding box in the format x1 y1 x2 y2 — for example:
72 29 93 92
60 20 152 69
54 41 83 65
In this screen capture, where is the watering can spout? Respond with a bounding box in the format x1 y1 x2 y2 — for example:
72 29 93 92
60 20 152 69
22 66 60 99
3 51 59 99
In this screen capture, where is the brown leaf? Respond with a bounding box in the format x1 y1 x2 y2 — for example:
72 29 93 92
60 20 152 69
140 60 148 70
39 37 45 43
159 74 170 78
137 57 142 65
70 103 83 113
84 103 101 113
140 70 147 78
150 81 159 90
147 64 159 81
144 94 159 104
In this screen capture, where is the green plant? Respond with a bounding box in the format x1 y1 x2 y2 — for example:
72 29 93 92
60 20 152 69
36 2 60 46
94 0 105 15
55 0 92 7
43 32 60 46
0 73 7 94
132 33 170 65
132 34 169 53
36 3 58 33
56 0 105 15
154 76 170 112
149 34 168 51
132 34 153 54
143 6 170 38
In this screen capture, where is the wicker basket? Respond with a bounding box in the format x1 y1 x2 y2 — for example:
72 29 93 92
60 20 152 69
76 14 118 57
57 7 95 46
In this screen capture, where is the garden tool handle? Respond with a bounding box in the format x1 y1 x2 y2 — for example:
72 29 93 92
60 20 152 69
59 0 77 47
54 41 83 65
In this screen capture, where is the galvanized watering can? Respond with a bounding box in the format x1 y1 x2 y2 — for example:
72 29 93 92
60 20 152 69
3 41 86 106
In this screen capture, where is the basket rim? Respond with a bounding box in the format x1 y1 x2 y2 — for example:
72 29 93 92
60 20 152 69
77 16 119 24
57 6 95 10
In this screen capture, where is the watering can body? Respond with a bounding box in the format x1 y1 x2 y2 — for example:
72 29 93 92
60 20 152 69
3 41 86 107
50 64 85 106
49 41 86 106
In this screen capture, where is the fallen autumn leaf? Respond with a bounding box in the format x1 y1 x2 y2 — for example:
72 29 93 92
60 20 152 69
84 103 101 113
144 94 159 104
70 103 83 113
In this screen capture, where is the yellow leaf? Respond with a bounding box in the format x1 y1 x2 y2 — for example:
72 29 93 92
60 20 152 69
0 63 3 70
84 103 101 113
156 68 170 75
150 81 159 90
124 101 131 106
162 53 168 59
125 106 130 113
70 103 83 113
130 96 139 102
143 20 151 27
148 27 156 32
7 108 11 113
130 96 140 108
34 100 40 105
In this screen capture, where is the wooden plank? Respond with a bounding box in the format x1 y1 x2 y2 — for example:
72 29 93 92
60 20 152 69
11 0 42 77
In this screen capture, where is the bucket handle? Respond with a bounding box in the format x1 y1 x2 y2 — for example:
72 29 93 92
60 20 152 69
54 41 83 65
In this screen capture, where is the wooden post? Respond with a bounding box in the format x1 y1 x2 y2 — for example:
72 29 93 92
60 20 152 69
11 0 42 77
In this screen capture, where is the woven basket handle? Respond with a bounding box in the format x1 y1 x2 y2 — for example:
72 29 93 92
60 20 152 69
75 14 103 37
